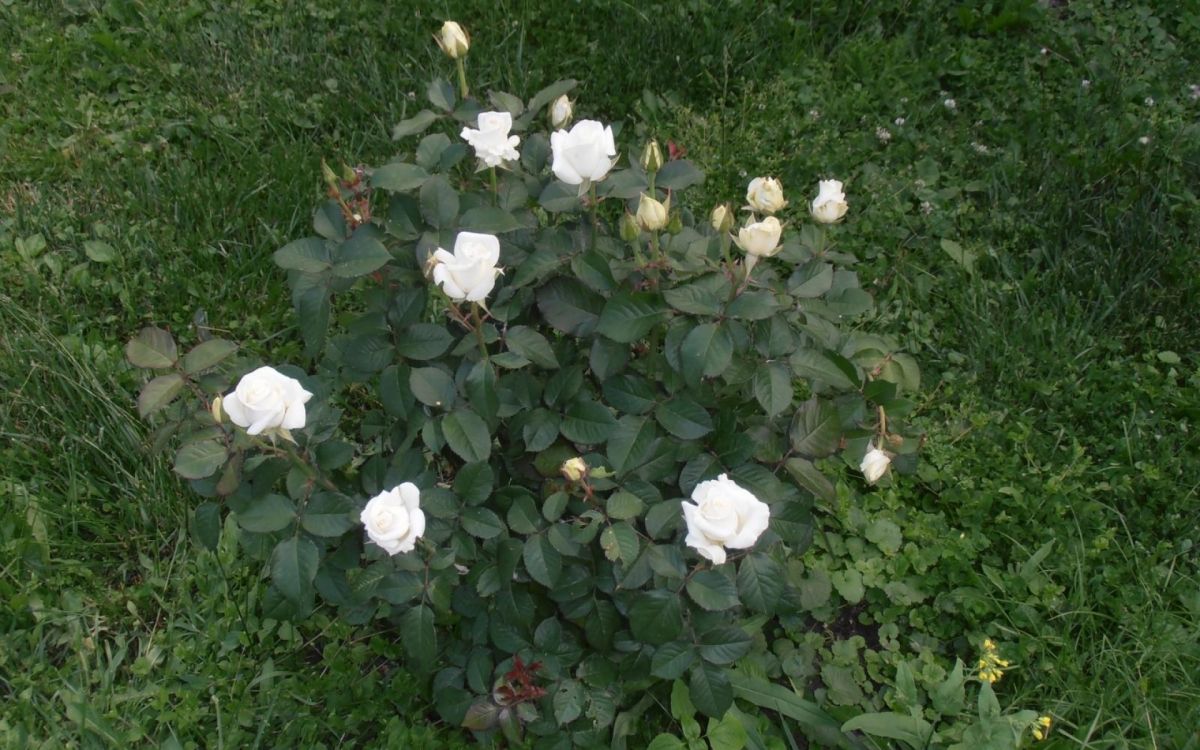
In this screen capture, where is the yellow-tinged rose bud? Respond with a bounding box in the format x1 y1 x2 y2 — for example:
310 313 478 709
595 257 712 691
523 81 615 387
640 140 664 172
340 163 357 183
210 395 224 423
711 203 734 233
321 159 339 189
435 21 470 59
549 94 573 129
619 213 640 242
635 193 669 231
561 457 588 482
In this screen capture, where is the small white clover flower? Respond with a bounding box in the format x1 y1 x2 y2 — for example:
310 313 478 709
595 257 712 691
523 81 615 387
943 98 957 110
1144 96 1155 107
1190 84 1200 100
972 142 989 154
1081 79 1091 89
920 201 934 215
1138 136 1151 145
894 116 906 127
875 126 892 143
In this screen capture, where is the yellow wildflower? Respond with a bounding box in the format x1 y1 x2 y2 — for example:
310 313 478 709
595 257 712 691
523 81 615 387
1032 715 1052 741
976 638 1011 684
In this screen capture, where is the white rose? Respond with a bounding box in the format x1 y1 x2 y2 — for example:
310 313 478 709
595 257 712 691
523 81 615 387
461 111 521 168
710 203 733 233
222 366 313 436
435 21 469 59
361 483 426 555
734 216 783 258
745 176 787 214
681 474 771 565
860 446 891 484
810 179 849 224
550 119 616 185
432 231 503 302
549 94 573 129
635 193 669 231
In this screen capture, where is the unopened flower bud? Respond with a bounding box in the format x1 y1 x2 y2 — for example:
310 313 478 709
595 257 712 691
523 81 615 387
635 193 669 231
435 21 470 59
667 212 683 234
321 159 339 189
341 163 357 183
860 446 891 484
210 395 224 423
640 140 664 172
619 213 640 242
549 94 573 129
561 457 588 482
711 203 734 234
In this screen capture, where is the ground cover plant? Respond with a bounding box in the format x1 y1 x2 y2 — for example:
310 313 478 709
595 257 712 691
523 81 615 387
2 1 1198 747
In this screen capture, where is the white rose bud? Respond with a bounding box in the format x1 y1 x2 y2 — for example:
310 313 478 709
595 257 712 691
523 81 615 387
561 457 588 482
860 446 891 485
640 140 664 172
222 366 313 436
461 111 521 168
745 176 787 214
711 203 734 233
549 94 573 129
681 474 771 565
550 119 617 185
431 231 503 302
435 21 470 59
734 216 783 258
635 193 669 231
810 179 849 224
361 483 426 555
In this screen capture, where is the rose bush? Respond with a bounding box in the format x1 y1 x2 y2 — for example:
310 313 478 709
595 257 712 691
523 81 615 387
126 21 925 748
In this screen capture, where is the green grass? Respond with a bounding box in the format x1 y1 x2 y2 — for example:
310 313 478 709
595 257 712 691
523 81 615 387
3 0 1199 746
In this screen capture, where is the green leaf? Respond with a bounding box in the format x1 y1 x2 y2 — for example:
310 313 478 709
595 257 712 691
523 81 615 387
461 506 504 539
379 364 414 418
126 327 178 369
561 399 617 444
371 162 430 192
419 175 460 228
655 398 713 440
409 366 456 408
737 553 783 614
392 109 439 139
651 642 697 679
725 291 780 320
193 502 221 551
506 493 542 534
840 713 933 747
550 679 583 726
752 363 792 418
789 397 841 457
396 323 453 360
271 537 319 603
238 494 297 533
707 712 748 750
527 78 577 113
866 518 902 554
606 415 656 476
522 409 561 452
605 491 645 521
931 658 966 716
506 326 559 368
523 534 561 587
596 293 668 343
629 590 683 645
978 681 1001 721
663 274 730 316
460 206 524 233
137 373 184 417
174 440 227 479
537 277 603 336
454 462 494 505
790 261 834 298
182 339 237 374
273 237 331 273
427 77 456 111
728 672 846 743
83 239 116 263
783 457 836 503
686 570 740 611
656 159 705 190
646 735 686 750
940 238 977 275
301 493 355 536
689 663 732 719
699 626 752 665
600 521 640 563
443 409 492 462
332 232 391 278
294 276 331 358
401 604 437 674
538 181 581 212
790 348 858 390
679 323 733 386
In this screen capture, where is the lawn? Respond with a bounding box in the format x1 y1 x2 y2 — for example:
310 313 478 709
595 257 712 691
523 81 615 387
2 1 1198 747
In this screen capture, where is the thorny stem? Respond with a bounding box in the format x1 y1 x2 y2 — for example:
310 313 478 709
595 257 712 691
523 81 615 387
589 183 599 250
877 404 888 443
489 167 499 206
456 57 469 100
471 304 490 363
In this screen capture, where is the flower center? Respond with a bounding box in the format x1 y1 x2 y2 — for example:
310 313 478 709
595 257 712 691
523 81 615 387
700 496 737 527
373 508 409 536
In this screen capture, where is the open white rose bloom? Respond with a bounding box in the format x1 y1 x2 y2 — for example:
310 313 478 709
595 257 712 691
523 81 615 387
361 483 425 555
860 446 892 484
810 179 849 223
681 474 771 565
432 231 503 302
745 176 787 213
222 366 312 436
460 111 521 168
734 216 783 258
550 119 616 185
